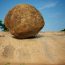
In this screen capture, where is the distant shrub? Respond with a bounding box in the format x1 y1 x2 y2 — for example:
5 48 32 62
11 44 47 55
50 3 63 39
3 24 8 31
0 20 8 31
61 29 65 31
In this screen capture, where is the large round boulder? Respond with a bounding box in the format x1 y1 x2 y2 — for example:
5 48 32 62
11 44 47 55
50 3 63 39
5 4 44 38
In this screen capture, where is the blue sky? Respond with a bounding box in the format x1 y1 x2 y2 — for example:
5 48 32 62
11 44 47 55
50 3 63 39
0 0 65 31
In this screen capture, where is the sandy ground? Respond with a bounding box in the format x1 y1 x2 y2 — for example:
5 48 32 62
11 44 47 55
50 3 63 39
0 32 65 65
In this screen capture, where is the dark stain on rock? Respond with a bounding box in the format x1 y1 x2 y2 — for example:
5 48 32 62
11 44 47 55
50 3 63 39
0 35 5 37
2 45 15 58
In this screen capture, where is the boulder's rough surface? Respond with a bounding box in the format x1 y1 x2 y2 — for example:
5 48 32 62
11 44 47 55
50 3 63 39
5 4 44 38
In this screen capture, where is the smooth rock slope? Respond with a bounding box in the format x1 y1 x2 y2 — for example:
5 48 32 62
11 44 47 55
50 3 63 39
0 32 65 65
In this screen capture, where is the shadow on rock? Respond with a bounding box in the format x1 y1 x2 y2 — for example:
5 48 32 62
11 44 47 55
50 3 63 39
12 34 44 40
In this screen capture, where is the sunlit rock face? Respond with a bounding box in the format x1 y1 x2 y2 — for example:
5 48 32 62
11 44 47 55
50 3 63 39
5 4 44 38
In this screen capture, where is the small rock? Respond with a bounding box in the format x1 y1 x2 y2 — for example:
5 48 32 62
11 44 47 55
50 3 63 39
5 4 44 38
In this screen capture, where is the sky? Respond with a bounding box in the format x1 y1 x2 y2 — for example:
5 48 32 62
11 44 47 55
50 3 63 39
0 0 65 32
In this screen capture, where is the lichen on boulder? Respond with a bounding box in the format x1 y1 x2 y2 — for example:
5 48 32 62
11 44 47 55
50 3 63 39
5 4 44 38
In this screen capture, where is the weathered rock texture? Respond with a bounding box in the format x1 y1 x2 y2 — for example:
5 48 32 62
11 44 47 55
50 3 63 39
0 32 65 65
5 4 44 38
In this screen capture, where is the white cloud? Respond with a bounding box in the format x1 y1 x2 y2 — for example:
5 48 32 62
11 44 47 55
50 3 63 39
47 13 64 19
40 2 58 10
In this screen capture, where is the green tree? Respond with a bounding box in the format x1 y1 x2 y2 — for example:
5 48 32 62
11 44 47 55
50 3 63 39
61 29 65 31
0 20 8 31
0 20 4 31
